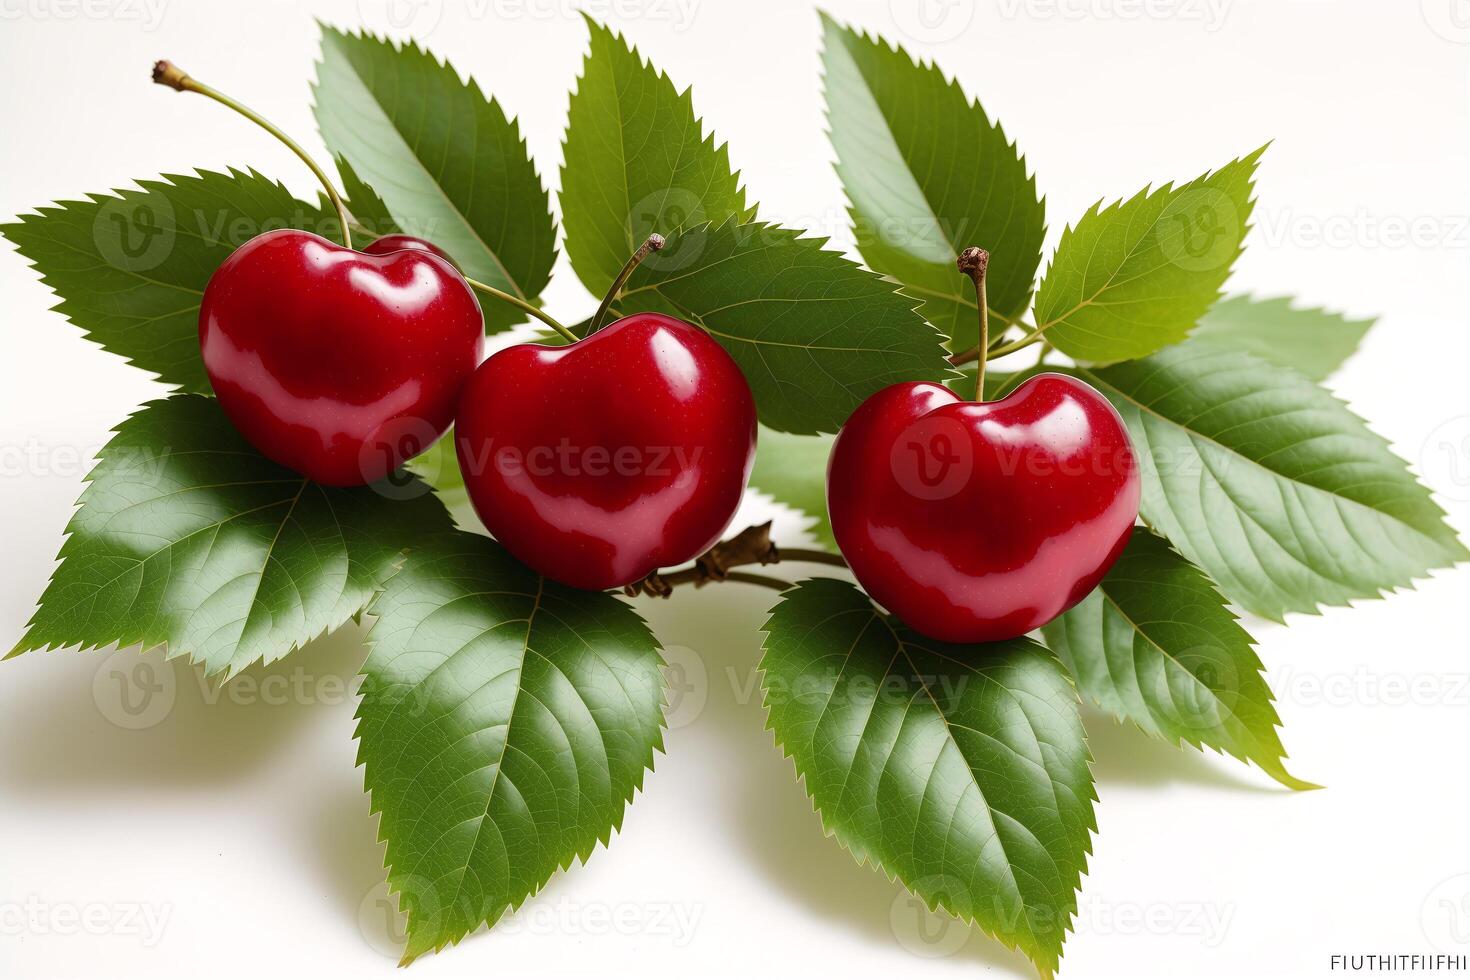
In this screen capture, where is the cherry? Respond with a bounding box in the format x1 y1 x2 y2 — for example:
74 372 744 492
152 61 489 487
200 229 483 486
827 248 1140 643
363 233 458 268
455 239 757 590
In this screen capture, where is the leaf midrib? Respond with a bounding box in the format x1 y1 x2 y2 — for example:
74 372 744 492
325 39 526 299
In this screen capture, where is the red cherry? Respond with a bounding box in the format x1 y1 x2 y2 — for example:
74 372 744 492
455 312 757 590
200 228 484 486
363 233 458 269
827 374 1141 643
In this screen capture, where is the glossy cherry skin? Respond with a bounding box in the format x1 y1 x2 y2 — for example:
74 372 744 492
455 312 757 590
827 374 1140 644
363 233 458 269
200 229 483 486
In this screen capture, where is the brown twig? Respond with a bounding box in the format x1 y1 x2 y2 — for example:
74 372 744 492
622 522 846 597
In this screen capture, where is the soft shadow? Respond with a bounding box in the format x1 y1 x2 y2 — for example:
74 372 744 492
300 766 388 915
641 584 1036 977
0 622 369 798
1082 708 1284 794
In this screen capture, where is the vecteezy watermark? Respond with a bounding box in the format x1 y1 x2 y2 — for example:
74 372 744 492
0 0 168 29
1421 873 1470 951
358 878 431 959
357 0 443 35
890 882 1237 959
89 195 420 276
888 415 1138 502
0 897 172 946
1159 188 1242 273
661 644 709 730
94 651 363 730
1271 665 1470 710
890 877 973 957
94 194 177 274
887 0 976 44
994 0 1232 32
0 438 109 480
1420 415 1470 503
498 895 703 944
1253 208 1470 251
1421 0 1470 43
357 880 702 958
459 438 705 483
1076 895 1235 946
356 0 702 38
891 415 974 501
93 649 177 730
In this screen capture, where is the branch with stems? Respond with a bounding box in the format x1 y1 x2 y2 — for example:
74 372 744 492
623 522 847 597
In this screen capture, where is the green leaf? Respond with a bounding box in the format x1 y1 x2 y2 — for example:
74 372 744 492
1189 294 1374 382
10 394 452 677
560 16 750 298
359 531 665 964
1035 148 1263 364
821 15 1044 350
313 26 555 332
1042 529 1313 790
761 578 1095 978
617 220 952 434
1 168 334 393
335 155 400 238
1075 345 1467 620
748 428 836 550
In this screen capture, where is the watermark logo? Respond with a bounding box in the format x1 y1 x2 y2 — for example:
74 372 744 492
0 897 172 945
1422 0 1470 43
890 415 973 501
1420 415 1470 503
92 649 177 730
1421 873 1470 951
1162 645 1237 729
890 877 971 957
359 876 440 959
888 0 975 43
0 0 169 30
661 644 708 730
361 415 443 500
995 0 1231 32
357 0 444 35
94 194 176 273
1158 188 1240 273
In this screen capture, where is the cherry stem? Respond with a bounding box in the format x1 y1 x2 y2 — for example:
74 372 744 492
956 247 990 400
153 60 352 250
461 277 577 343
989 326 1049 359
623 522 848 598
591 234 665 335
947 326 1030 367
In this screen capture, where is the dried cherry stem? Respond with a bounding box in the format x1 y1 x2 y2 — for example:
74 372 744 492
462 277 578 343
956 247 990 400
591 234 664 335
152 60 352 250
623 522 848 597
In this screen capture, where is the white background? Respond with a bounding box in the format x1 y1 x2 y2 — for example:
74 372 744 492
2 0 1468 977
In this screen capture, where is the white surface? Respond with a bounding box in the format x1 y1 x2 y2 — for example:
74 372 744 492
2 1 1468 977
